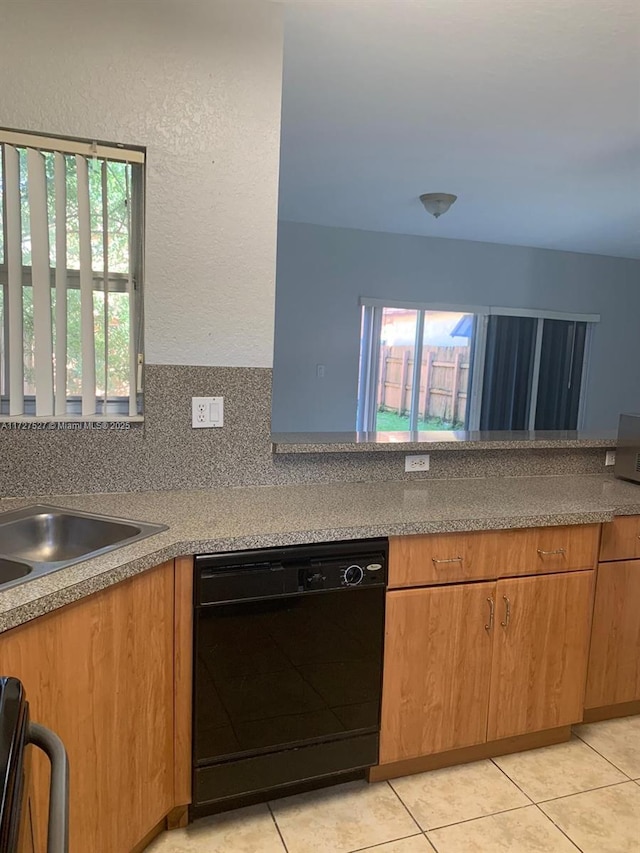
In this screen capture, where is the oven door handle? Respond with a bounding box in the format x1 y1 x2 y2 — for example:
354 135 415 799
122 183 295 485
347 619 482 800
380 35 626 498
28 722 69 853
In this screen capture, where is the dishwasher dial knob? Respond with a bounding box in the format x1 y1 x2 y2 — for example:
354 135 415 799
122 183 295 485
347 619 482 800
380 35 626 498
342 564 364 586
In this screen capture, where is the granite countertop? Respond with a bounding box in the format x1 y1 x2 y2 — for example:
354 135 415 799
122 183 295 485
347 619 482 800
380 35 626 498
272 429 618 453
1 472 640 633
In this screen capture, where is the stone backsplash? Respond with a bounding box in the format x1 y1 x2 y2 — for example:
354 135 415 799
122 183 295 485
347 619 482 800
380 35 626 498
0 365 608 497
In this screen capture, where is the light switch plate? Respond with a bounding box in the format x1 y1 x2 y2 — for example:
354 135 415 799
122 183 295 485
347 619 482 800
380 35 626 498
192 397 224 428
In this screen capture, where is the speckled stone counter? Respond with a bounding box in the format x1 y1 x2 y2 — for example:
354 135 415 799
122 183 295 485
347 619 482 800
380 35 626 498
272 429 618 453
1 473 640 633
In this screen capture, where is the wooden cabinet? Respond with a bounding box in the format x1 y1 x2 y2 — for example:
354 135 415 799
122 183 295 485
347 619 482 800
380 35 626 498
389 524 599 588
599 516 640 562
585 560 640 709
0 561 175 853
487 572 594 741
381 569 594 764
380 583 494 763
381 524 597 766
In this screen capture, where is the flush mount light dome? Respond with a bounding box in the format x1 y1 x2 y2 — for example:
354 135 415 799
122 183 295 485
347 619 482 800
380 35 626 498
420 192 458 219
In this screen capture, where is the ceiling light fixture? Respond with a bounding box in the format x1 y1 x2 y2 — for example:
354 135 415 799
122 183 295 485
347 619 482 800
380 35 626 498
420 192 458 219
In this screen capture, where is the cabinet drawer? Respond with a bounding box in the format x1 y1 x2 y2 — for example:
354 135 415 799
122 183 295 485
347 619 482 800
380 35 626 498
389 524 600 588
599 516 640 562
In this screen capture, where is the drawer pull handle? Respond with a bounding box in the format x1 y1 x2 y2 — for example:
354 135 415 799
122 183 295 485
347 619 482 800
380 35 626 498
501 595 511 628
485 597 494 632
432 556 463 566
537 548 566 557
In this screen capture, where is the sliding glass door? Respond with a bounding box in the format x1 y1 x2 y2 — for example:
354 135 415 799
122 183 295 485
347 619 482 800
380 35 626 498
357 305 474 432
358 301 596 434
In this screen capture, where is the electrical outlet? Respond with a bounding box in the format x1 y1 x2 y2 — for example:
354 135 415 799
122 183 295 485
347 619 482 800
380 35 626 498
192 397 224 429
605 450 616 467
405 454 430 473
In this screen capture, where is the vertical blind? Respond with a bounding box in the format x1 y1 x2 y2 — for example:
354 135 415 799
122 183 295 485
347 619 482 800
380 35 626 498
0 129 145 418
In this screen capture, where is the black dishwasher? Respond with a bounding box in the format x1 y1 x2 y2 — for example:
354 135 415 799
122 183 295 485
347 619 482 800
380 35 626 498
192 539 387 816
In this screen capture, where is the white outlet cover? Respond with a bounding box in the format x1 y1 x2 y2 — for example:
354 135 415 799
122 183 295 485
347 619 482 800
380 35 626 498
605 450 616 466
405 454 430 472
192 396 224 428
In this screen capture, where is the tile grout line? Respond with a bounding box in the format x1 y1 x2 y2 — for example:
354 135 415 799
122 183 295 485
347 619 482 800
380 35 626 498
267 802 290 853
533 802 584 853
347 831 425 853
535 778 636 805
538 779 637 806
425 802 535 832
421 830 439 852
490 757 536 806
386 779 426 833
572 728 635 778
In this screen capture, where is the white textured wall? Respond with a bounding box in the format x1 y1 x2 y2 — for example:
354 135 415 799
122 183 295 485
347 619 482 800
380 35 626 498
0 0 284 367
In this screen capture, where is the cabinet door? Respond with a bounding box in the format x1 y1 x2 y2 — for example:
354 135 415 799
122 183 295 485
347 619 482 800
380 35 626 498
487 570 594 741
0 561 175 853
380 583 495 763
585 561 640 709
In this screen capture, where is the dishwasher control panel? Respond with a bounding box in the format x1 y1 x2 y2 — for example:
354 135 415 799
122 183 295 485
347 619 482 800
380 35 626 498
196 539 388 603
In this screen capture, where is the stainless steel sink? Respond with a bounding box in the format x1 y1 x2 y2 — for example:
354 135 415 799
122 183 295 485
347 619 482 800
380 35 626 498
0 558 32 585
0 505 167 592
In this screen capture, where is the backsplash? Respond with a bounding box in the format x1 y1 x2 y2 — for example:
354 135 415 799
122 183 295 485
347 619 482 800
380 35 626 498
0 366 608 497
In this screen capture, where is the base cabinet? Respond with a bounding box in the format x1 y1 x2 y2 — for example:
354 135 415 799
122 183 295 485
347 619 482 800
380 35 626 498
585 560 640 709
380 583 494 763
380 570 594 765
0 561 175 853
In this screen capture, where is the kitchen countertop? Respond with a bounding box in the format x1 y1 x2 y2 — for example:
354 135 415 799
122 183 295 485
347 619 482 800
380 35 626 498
1 472 640 633
272 429 617 453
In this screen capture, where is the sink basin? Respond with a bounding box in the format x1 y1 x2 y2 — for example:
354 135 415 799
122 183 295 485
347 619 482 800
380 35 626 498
1 512 144 564
0 505 168 592
0 558 32 585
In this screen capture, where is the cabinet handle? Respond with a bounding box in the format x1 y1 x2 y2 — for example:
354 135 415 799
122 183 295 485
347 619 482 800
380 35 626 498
501 595 511 628
485 597 494 632
431 556 463 566
537 548 566 557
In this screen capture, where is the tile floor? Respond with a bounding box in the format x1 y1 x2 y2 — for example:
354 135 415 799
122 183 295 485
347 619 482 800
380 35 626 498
147 715 640 853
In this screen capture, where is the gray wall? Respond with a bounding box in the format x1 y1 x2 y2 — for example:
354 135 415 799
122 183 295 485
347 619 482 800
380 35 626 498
272 221 640 432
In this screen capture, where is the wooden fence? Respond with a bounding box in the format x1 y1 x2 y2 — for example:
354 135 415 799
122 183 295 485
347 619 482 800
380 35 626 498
377 344 471 423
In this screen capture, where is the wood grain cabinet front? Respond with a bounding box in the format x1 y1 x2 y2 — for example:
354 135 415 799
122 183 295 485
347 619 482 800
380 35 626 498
379 583 495 763
389 525 599 588
0 561 176 853
599 516 640 562
487 570 595 741
380 569 595 765
585 560 640 710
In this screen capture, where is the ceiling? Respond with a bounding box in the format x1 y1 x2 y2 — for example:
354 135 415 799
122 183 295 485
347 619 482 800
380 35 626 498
277 0 640 258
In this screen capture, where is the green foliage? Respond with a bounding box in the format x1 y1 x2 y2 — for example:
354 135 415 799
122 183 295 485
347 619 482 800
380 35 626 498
2 150 134 399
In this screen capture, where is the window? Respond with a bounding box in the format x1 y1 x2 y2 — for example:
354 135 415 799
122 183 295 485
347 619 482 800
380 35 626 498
357 299 598 433
0 128 145 419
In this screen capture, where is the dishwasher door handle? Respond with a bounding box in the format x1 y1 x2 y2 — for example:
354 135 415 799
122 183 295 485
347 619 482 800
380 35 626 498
28 722 69 853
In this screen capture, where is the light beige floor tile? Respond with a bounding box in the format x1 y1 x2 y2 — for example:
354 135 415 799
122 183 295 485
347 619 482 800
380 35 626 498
540 782 640 853
145 804 286 853
358 836 435 853
494 736 627 801
269 780 419 853
427 805 578 853
574 714 640 777
390 759 530 830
